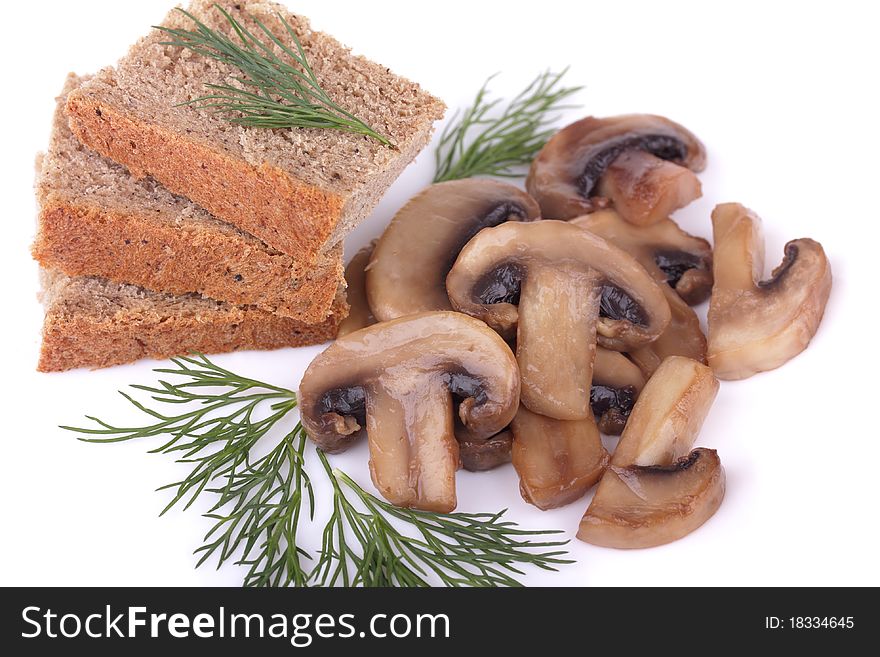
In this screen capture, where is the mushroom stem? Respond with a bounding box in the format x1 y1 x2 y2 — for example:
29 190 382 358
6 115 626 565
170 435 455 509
517 264 600 420
366 376 459 513
712 204 766 291
597 150 703 227
612 356 719 467
511 405 609 510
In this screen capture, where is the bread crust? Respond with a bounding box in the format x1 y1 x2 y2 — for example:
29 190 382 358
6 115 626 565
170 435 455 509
33 201 343 323
38 274 348 372
64 0 446 262
66 94 345 262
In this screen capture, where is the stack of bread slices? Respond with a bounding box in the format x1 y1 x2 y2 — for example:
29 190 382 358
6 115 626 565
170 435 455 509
32 0 444 371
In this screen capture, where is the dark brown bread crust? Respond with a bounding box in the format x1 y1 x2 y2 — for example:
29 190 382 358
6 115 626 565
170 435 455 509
36 74 343 322
65 1 445 262
38 274 348 372
65 97 345 261
33 202 343 322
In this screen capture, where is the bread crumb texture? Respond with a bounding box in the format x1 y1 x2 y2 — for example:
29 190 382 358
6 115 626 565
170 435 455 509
35 74 344 322
65 0 445 261
37 269 348 372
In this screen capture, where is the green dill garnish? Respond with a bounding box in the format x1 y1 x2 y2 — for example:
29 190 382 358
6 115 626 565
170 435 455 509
64 354 572 587
434 69 581 182
157 4 392 146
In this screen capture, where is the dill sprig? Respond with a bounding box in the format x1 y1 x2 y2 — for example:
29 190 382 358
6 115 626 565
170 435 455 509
64 354 573 587
157 4 392 146
433 69 582 182
61 354 313 585
198 425 314 587
313 451 572 587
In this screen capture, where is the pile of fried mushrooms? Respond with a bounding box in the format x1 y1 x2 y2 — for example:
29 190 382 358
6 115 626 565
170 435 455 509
299 114 832 549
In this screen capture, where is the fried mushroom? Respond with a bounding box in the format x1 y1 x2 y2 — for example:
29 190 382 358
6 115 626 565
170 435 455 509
572 209 712 305
511 406 609 510
591 348 645 435
577 357 723 548
572 209 710 375
577 448 725 548
597 149 703 227
447 220 670 420
298 312 520 513
708 203 832 380
611 356 719 467
367 179 540 322
458 430 513 472
527 115 706 220
336 242 377 338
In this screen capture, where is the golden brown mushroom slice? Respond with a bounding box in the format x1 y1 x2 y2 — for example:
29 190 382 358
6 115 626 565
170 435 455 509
572 209 710 376
611 356 719 467
708 203 832 380
464 347 643 476
458 430 513 472
336 242 377 338
367 179 540 322
577 448 725 549
447 220 670 420
596 150 703 227
511 406 609 510
298 312 520 513
591 349 645 435
572 209 713 305
526 115 706 220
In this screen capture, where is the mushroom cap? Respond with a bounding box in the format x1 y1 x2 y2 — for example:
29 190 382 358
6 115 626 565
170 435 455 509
447 220 671 351
526 114 707 220
572 209 713 305
708 203 833 380
336 242 377 338
367 179 540 322
448 220 670 420
611 356 719 467
299 311 520 453
577 448 725 549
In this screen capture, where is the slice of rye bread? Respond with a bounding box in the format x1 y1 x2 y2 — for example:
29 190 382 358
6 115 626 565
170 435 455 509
35 74 343 323
37 269 348 372
66 0 446 263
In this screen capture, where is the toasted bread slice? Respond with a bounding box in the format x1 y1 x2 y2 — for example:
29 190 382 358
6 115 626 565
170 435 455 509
66 1 445 262
37 269 347 372
35 74 343 322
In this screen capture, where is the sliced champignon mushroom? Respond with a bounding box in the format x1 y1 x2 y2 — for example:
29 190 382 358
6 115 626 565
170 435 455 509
298 311 520 513
625 290 706 378
573 209 710 376
447 220 670 420
572 209 713 305
336 242 377 337
366 179 540 322
458 430 513 472
611 356 719 467
596 149 703 227
511 405 609 510
591 348 645 435
526 115 706 220
577 448 725 548
708 203 833 380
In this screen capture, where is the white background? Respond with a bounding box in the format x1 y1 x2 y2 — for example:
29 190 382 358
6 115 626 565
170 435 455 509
1 0 878 587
